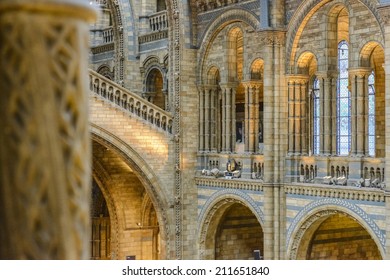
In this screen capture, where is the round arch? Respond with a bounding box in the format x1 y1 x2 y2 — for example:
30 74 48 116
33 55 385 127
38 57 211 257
286 198 385 260
90 123 171 259
198 189 265 259
359 40 385 67
197 9 259 83
91 164 120 259
286 0 383 72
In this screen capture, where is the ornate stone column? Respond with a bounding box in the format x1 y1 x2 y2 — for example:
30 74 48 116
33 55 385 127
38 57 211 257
317 72 337 155
287 75 308 155
204 86 211 152
243 81 261 153
349 68 371 156
0 0 96 259
244 83 251 152
210 86 217 152
198 84 205 151
220 83 236 153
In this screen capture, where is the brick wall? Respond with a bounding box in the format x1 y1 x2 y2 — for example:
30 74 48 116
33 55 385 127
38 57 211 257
308 213 382 259
215 204 263 260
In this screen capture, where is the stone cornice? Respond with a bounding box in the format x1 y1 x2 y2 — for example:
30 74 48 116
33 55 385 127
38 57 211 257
285 183 385 203
348 67 373 78
258 30 286 46
195 176 263 192
286 74 309 84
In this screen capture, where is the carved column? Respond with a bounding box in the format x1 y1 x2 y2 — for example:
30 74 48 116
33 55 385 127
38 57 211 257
221 86 226 152
254 84 261 153
220 83 236 153
210 86 217 152
349 68 371 156
244 83 250 152
0 0 95 259
198 85 205 151
287 75 308 155
204 86 211 152
243 81 261 153
317 72 337 155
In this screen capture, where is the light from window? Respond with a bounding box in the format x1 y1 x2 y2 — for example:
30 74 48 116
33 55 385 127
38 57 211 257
313 77 320 155
337 41 351 155
368 71 375 156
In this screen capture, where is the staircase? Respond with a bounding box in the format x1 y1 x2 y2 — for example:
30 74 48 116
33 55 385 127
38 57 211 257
89 70 173 134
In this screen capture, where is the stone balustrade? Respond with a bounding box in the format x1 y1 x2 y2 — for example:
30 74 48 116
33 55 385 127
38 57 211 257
89 70 173 134
102 27 114 43
149 10 168 32
197 153 264 180
298 155 385 189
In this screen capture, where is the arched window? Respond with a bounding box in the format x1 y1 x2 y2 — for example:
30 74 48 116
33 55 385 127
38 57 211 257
337 40 350 155
368 71 375 156
313 77 320 155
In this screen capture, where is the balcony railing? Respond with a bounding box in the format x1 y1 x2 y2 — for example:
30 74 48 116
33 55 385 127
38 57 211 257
89 70 173 134
149 10 168 32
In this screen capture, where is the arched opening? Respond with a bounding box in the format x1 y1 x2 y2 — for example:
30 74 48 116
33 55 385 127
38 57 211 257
247 58 264 153
215 203 264 259
157 0 166 12
360 42 385 157
92 140 163 260
296 52 318 155
227 27 244 153
145 68 165 110
201 200 264 260
295 212 382 260
329 5 350 155
91 180 111 259
206 66 221 152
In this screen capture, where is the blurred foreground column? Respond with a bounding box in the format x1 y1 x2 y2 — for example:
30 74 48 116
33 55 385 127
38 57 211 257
0 0 95 259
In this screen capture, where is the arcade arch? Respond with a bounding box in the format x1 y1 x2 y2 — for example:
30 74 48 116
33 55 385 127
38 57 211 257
90 130 170 260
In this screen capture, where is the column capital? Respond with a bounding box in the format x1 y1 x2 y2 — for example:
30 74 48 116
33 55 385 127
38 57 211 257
0 0 97 22
241 80 263 89
348 67 372 78
258 30 286 46
315 71 338 80
219 82 238 90
203 84 219 91
286 74 309 84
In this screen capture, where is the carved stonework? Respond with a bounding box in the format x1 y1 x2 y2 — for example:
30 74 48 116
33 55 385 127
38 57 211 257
0 0 95 259
259 31 286 46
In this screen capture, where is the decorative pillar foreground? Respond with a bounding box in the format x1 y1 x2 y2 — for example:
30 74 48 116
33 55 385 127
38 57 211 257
0 0 95 259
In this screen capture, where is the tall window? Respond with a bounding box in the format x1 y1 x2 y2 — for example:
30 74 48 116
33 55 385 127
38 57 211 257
313 77 320 155
368 71 375 156
337 40 351 155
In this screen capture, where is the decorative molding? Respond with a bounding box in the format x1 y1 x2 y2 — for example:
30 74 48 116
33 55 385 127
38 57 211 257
285 184 385 203
286 198 386 259
197 189 265 259
91 42 115 54
196 177 263 192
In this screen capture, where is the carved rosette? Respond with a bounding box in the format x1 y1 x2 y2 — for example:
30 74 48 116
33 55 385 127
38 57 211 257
0 0 96 259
